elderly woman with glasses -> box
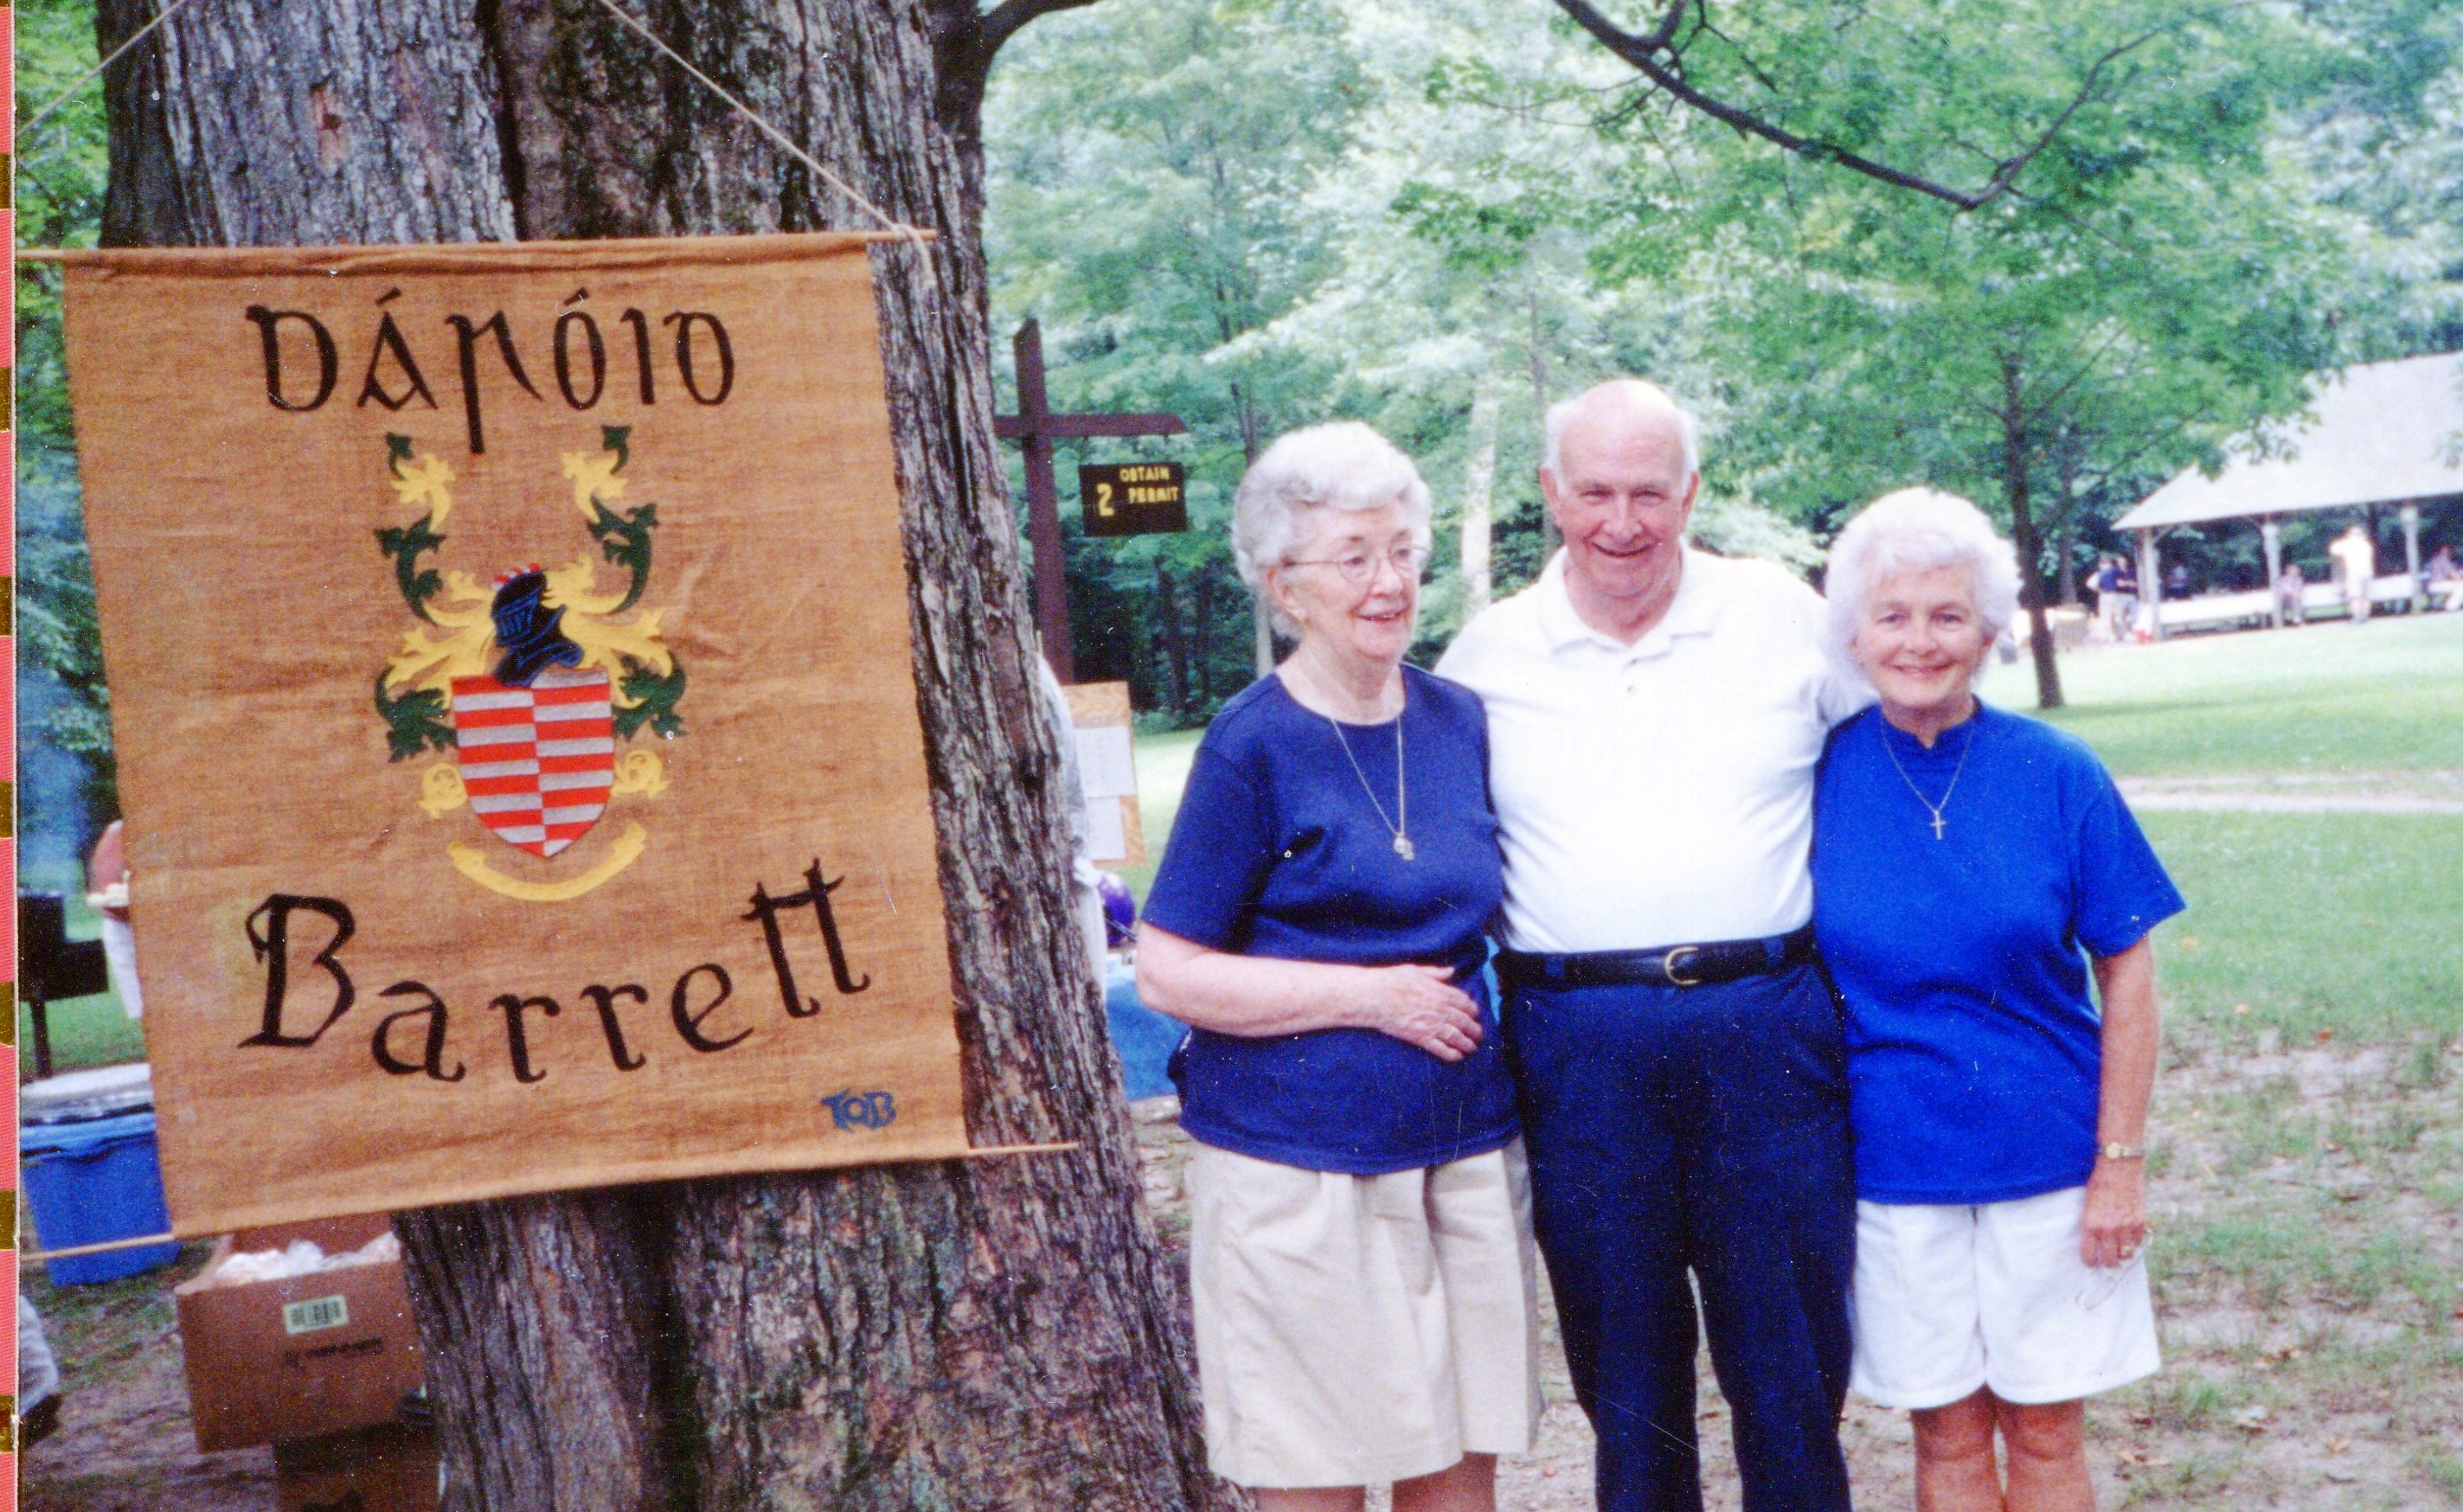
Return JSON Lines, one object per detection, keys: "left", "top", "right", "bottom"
{"left": 1812, "top": 489, "right": 2184, "bottom": 1512}
{"left": 1137, "top": 421, "right": 1540, "bottom": 1512}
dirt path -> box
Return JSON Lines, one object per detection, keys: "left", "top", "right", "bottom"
{"left": 19, "top": 1245, "right": 277, "bottom": 1512}
{"left": 2119, "top": 775, "right": 2463, "bottom": 814}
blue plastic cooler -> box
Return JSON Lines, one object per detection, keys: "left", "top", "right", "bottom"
{"left": 22, "top": 1110, "right": 183, "bottom": 1285}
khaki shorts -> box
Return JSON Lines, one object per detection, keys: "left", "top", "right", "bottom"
{"left": 1188, "top": 1139, "right": 1543, "bottom": 1489}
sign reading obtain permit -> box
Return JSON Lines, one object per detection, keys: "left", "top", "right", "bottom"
{"left": 63, "top": 234, "right": 970, "bottom": 1233}
{"left": 1079, "top": 461, "right": 1188, "bottom": 537}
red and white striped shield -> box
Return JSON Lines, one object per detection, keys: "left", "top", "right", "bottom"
{"left": 449, "top": 666, "right": 617, "bottom": 857}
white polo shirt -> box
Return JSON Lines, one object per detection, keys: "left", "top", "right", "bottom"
{"left": 1436, "top": 547, "right": 1865, "bottom": 953}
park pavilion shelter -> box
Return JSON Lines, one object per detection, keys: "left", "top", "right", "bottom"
{"left": 2114, "top": 350, "right": 2463, "bottom": 635}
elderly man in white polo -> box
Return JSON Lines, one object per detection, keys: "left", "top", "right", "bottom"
{"left": 1438, "top": 379, "right": 1863, "bottom": 1512}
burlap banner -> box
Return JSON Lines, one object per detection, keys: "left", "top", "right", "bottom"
{"left": 64, "top": 234, "right": 970, "bottom": 1233}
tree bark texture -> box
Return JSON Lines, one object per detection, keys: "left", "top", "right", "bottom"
{"left": 1998, "top": 361, "right": 2066, "bottom": 711}
{"left": 97, "top": 3, "right": 1228, "bottom": 1509}
{"left": 1458, "top": 368, "right": 1499, "bottom": 615}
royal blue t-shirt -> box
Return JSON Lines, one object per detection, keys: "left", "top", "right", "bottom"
{"left": 1142, "top": 666, "right": 1519, "bottom": 1175}
{"left": 1812, "top": 702, "right": 2185, "bottom": 1205}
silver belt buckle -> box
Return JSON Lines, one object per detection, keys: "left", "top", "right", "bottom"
{"left": 1661, "top": 945, "right": 1703, "bottom": 988}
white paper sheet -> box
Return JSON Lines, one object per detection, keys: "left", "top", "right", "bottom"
{"left": 1075, "top": 725, "right": 1138, "bottom": 799}
{"left": 1083, "top": 798, "right": 1129, "bottom": 862}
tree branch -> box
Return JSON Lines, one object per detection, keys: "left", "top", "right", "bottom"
{"left": 978, "top": 0, "right": 1104, "bottom": 68}
{"left": 1549, "top": 0, "right": 2164, "bottom": 211}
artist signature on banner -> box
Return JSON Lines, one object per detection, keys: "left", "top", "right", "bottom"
{"left": 819, "top": 1089, "right": 899, "bottom": 1132}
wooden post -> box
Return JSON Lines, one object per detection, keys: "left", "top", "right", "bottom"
{"left": 2261, "top": 516, "right": 2284, "bottom": 629}
{"left": 2136, "top": 528, "right": 2164, "bottom": 642}
{"left": 995, "top": 321, "right": 1189, "bottom": 686}
{"left": 2402, "top": 501, "right": 2425, "bottom": 612}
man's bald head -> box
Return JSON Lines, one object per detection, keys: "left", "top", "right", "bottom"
{"left": 1542, "top": 379, "right": 1700, "bottom": 481}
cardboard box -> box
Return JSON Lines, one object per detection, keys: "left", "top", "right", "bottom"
{"left": 175, "top": 1213, "right": 426, "bottom": 1452}
{"left": 274, "top": 1421, "right": 441, "bottom": 1512}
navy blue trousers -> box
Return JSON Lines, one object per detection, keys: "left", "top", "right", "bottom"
{"left": 1504, "top": 963, "right": 1855, "bottom": 1512}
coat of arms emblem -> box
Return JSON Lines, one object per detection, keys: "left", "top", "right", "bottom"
{"left": 371, "top": 427, "right": 685, "bottom": 899}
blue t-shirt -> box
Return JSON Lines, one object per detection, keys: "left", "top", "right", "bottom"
{"left": 1142, "top": 666, "right": 1519, "bottom": 1175}
{"left": 1812, "top": 702, "right": 2185, "bottom": 1205}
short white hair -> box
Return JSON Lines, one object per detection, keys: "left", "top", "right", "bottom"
{"left": 1234, "top": 422, "right": 1433, "bottom": 631}
{"left": 1825, "top": 489, "right": 2024, "bottom": 678}
{"left": 1542, "top": 379, "right": 1701, "bottom": 479}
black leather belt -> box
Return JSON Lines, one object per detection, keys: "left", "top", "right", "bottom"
{"left": 1494, "top": 926, "right": 1815, "bottom": 991}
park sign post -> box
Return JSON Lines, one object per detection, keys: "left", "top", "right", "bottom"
{"left": 994, "top": 319, "right": 1187, "bottom": 680}
{"left": 59, "top": 234, "right": 971, "bottom": 1234}
{"left": 1079, "top": 461, "right": 1190, "bottom": 538}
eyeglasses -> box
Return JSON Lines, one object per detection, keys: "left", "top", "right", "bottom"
{"left": 1286, "top": 545, "right": 1430, "bottom": 583}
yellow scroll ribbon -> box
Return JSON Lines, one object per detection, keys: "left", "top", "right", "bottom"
{"left": 447, "top": 823, "right": 648, "bottom": 902}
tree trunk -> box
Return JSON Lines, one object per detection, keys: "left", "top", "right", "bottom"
{"left": 1527, "top": 285, "right": 1559, "bottom": 554}
{"left": 2053, "top": 432, "right": 2081, "bottom": 608}
{"left": 1459, "top": 367, "right": 1500, "bottom": 615}
{"left": 1156, "top": 558, "right": 1191, "bottom": 719}
{"left": 1190, "top": 570, "right": 1216, "bottom": 705}
{"left": 98, "top": 3, "right": 1228, "bottom": 1509}
{"left": 1999, "top": 361, "right": 2064, "bottom": 710}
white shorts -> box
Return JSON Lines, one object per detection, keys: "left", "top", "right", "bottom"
{"left": 1188, "top": 1140, "right": 1544, "bottom": 1489}
{"left": 1850, "top": 1186, "right": 2159, "bottom": 1409}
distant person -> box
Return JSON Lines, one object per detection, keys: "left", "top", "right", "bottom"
{"left": 1138, "top": 420, "right": 1538, "bottom": 1512}
{"left": 2092, "top": 557, "right": 2123, "bottom": 639}
{"left": 1815, "top": 490, "right": 2182, "bottom": 1512}
{"left": 2331, "top": 524, "right": 2376, "bottom": 625}
{"left": 2275, "top": 562, "right": 2308, "bottom": 626}
{"left": 2163, "top": 562, "right": 2190, "bottom": 599}
{"left": 2112, "top": 559, "right": 2141, "bottom": 642}
{"left": 87, "top": 819, "right": 143, "bottom": 1019}
{"left": 2427, "top": 545, "right": 2463, "bottom": 612}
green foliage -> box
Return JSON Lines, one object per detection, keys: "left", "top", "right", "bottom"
{"left": 375, "top": 672, "right": 457, "bottom": 762}
{"left": 988, "top": 0, "right": 1368, "bottom": 720}
{"left": 614, "top": 658, "right": 688, "bottom": 740}
{"left": 17, "top": 0, "right": 116, "bottom": 838}
{"left": 587, "top": 500, "right": 659, "bottom": 614}
{"left": 374, "top": 513, "right": 450, "bottom": 621}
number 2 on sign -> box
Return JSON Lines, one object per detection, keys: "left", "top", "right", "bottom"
{"left": 1094, "top": 481, "right": 1116, "bottom": 517}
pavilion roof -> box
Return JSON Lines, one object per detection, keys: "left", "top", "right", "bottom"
{"left": 2114, "top": 351, "right": 2463, "bottom": 531}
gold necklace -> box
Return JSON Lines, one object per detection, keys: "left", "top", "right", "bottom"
{"left": 1880, "top": 714, "right": 1977, "bottom": 840}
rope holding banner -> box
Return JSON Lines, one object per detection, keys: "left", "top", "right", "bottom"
{"left": 22, "top": 0, "right": 937, "bottom": 262}
{"left": 584, "top": 0, "right": 938, "bottom": 257}
{"left": 19, "top": 0, "right": 216, "bottom": 139}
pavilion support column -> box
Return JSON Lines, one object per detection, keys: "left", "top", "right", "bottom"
{"left": 2136, "top": 529, "right": 2164, "bottom": 642}
{"left": 2402, "top": 502, "right": 2425, "bottom": 612}
{"left": 2261, "top": 517, "right": 2284, "bottom": 629}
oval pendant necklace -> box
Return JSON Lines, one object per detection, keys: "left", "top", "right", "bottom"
{"left": 1286, "top": 658, "right": 1414, "bottom": 860}
{"left": 1325, "top": 713, "right": 1413, "bottom": 860}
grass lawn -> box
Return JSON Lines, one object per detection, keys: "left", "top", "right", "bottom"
{"left": 2146, "top": 810, "right": 2463, "bottom": 1048}
{"left": 2036, "top": 612, "right": 2463, "bottom": 778}
{"left": 1123, "top": 726, "right": 1202, "bottom": 902}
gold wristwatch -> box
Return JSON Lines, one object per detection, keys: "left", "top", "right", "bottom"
{"left": 2100, "top": 1141, "right": 2146, "bottom": 1161}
